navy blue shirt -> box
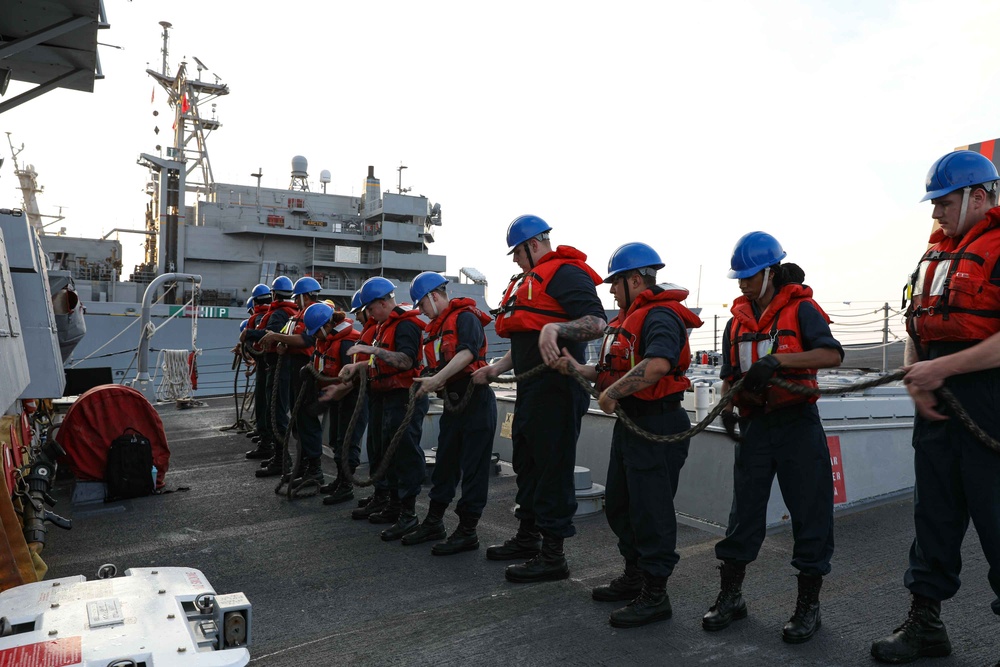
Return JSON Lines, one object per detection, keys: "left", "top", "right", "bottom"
{"left": 454, "top": 311, "right": 485, "bottom": 358}
{"left": 510, "top": 264, "right": 605, "bottom": 373}
{"left": 640, "top": 307, "right": 685, "bottom": 367}
{"left": 392, "top": 318, "right": 423, "bottom": 368}
{"left": 720, "top": 300, "right": 844, "bottom": 379}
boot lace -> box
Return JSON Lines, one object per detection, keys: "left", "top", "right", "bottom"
{"left": 894, "top": 601, "right": 930, "bottom": 635}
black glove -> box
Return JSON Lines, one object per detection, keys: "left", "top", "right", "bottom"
{"left": 743, "top": 354, "right": 781, "bottom": 393}
{"left": 721, "top": 411, "right": 741, "bottom": 442}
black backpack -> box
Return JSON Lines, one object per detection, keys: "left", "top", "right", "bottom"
{"left": 105, "top": 427, "right": 155, "bottom": 501}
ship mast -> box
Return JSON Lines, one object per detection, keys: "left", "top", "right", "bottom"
{"left": 138, "top": 21, "right": 228, "bottom": 288}
{"left": 5, "top": 133, "right": 64, "bottom": 235}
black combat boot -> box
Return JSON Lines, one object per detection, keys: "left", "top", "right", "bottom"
{"left": 293, "top": 457, "right": 324, "bottom": 487}
{"left": 702, "top": 561, "right": 748, "bottom": 631}
{"left": 368, "top": 492, "right": 402, "bottom": 524}
{"left": 432, "top": 512, "right": 480, "bottom": 556}
{"left": 322, "top": 476, "right": 356, "bottom": 505}
{"left": 608, "top": 571, "right": 672, "bottom": 628}
{"left": 783, "top": 573, "right": 823, "bottom": 644}
{"left": 870, "top": 594, "right": 952, "bottom": 663}
{"left": 381, "top": 497, "right": 420, "bottom": 541}
{"left": 486, "top": 518, "right": 542, "bottom": 561}
{"left": 401, "top": 501, "right": 448, "bottom": 546}
{"left": 505, "top": 535, "right": 570, "bottom": 583}
{"left": 351, "top": 489, "right": 389, "bottom": 520}
{"left": 245, "top": 430, "right": 258, "bottom": 439}
{"left": 592, "top": 560, "right": 644, "bottom": 602}
{"left": 319, "top": 476, "right": 339, "bottom": 495}
{"left": 245, "top": 440, "right": 273, "bottom": 460}
{"left": 255, "top": 450, "right": 291, "bottom": 478}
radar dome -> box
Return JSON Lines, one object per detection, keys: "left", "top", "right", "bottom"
{"left": 320, "top": 170, "right": 331, "bottom": 184}
{"left": 291, "top": 156, "right": 308, "bottom": 178}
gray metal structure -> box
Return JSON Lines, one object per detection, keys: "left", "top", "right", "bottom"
{"left": 0, "top": 0, "right": 108, "bottom": 114}
{"left": 0, "top": 209, "right": 64, "bottom": 400}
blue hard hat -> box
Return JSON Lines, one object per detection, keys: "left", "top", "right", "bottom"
{"left": 409, "top": 272, "right": 449, "bottom": 304}
{"left": 239, "top": 319, "right": 249, "bottom": 332}
{"left": 272, "top": 275, "right": 294, "bottom": 293}
{"left": 604, "top": 242, "right": 665, "bottom": 283}
{"left": 506, "top": 214, "right": 552, "bottom": 255}
{"left": 727, "top": 232, "right": 787, "bottom": 279}
{"left": 350, "top": 289, "right": 364, "bottom": 313}
{"left": 303, "top": 302, "right": 334, "bottom": 336}
{"left": 245, "top": 297, "right": 254, "bottom": 313}
{"left": 293, "top": 276, "right": 322, "bottom": 296}
{"left": 359, "top": 277, "right": 395, "bottom": 307}
{"left": 921, "top": 150, "right": 1000, "bottom": 202}
{"left": 251, "top": 283, "right": 271, "bottom": 299}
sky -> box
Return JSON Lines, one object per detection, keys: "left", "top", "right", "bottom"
{"left": 4, "top": 0, "right": 1000, "bottom": 350}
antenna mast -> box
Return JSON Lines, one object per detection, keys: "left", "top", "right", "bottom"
{"left": 397, "top": 164, "right": 411, "bottom": 194}
{"left": 159, "top": 21, "right": 171, "bottom": 76}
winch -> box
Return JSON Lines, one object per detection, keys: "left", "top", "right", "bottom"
{"left": 0, "top": 566, "right": 251, "bottom": 666}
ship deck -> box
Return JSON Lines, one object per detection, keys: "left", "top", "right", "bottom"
{"left": 44, "top": 397, "right": 997, "bottom": 666}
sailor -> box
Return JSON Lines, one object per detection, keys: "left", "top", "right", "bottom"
{"left": 339, "top": 277, "right": 429, "bottom": 541}
{"left": 343, "top": 291, "right": 386, "bottom": 516}
{"left": 555, "top": 242, "right": 702, "bottom": 627}
{"left": 247, "top": 276, "right": 298, "bottom": 478}
{"left": 705, "top": 232, "right": 843, "bottom": 644}
{"left": 305, "top": 298, "right": 369, "bottom": 507}
{"left": 259, "top": 276, "right": 325, "bottom": 488}
{"left": 471, "top": 214, "right": 606, "bottom": 583}
{"left": 241, "top": 283, "right": 274, "bottom": 460}
{"left": 401, "top": 272, "right": 498, "bottom": 555}
{"left": 871, "top": 150, "right": 1000, "bottom": 664}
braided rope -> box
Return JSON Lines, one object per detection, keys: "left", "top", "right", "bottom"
{"left": 488, "top": 364, "right": 1000, "bottom": 453}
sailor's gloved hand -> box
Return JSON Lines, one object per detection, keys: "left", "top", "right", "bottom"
{"left": 721, "top": 411, "right": 741, "bottom": 442}
{"left": 743, "top": 355, "right": 781, "bottom": 393}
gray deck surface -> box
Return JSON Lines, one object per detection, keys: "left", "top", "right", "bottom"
{"left": 44, "top": 397, "right": 998, "bottom": 666}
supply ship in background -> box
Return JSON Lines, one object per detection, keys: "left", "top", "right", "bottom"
{"left": 0, "top": 3, "right": 998, "bottom": 666}
{"left": 12, "top": 20, "right": 489, "bottom": 399}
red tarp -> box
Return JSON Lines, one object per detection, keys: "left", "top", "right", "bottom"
{"left": 57, "top": 385, "right": 169, "bottom": 489}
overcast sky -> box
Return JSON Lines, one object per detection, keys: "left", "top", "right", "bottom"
{"left": 3, "top": 0, "right": 1000, "bottom": 348}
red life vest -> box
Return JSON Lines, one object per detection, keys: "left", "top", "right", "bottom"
{"left": 727, "top": 284, "right": 830, "bottom": 414}
{"left": 369, "top": 306, "right": 425, "bottom": 392}
{"left": 353, "top": 318, "right": 377, "bottom": 363}
{"left": 423, "top": 298, "right": 490, "bottom": 383}
{"left": 493, "top": 246, "right": 603, "bottom": 337}
{"left": 281, "top": 306, "right": 315, "bottom": 357}
{"left": 247, "top": 304, "right": 271, "bottom": 351}
{"left": 257, "top": 301, "right": 298, "bottom": 351}
{"left": 313, "top": 318, "right": 361, "bottom": 380}
{"left": 595, "top": 285, "right": 703, "bottom": 401}
{"left": 906, "top": 208, "right": 1000, "bottom": 347}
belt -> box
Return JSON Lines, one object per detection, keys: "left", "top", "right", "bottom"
{"left": 618, "top": 397, "right": 682, "bottom": 418}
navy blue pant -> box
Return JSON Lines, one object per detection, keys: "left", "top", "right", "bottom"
{"left": 370, "top": 389, "right": 429, "bottom": 501}
{"left": 265, "top": 353, "right": 291, "bottom": 441}
{"left": 253, "top": 356, "right": 272, "bottom": 442}
{"left": 905, "top": 367, "right": 1000, "bottom": 614}
{"left": 605, "top": 403, "right": 690, "bottom": 578}
{"left": 287, "top": 356, "right": 323, "bottom": 460}
{"left": 715, "top": 402, "right": 835, "bottom": 576}
{"left": 328, "top": 387, "right": 367, "bottom": 473}
{"left": 429, "top": 384, "right": 497, "bottom": 518}
{"left": 512, "top": 372, "right": 590, "bottom": 539}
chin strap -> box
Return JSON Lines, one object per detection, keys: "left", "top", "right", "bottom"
{"left": 758, "top": 267, "right": 772, "bottom": 300}
{"left": 956, "top": 186, "right": 972, "bottom": 237}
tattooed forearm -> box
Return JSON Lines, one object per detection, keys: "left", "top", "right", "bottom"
{"left": 373, "top": 348, "right": 414, "bottom": 370}
{"left": 556, "top": 315, "right": 607, "bottom": 342}
{"left": 606, "top": 359, "right": 652, "bottom": 400}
